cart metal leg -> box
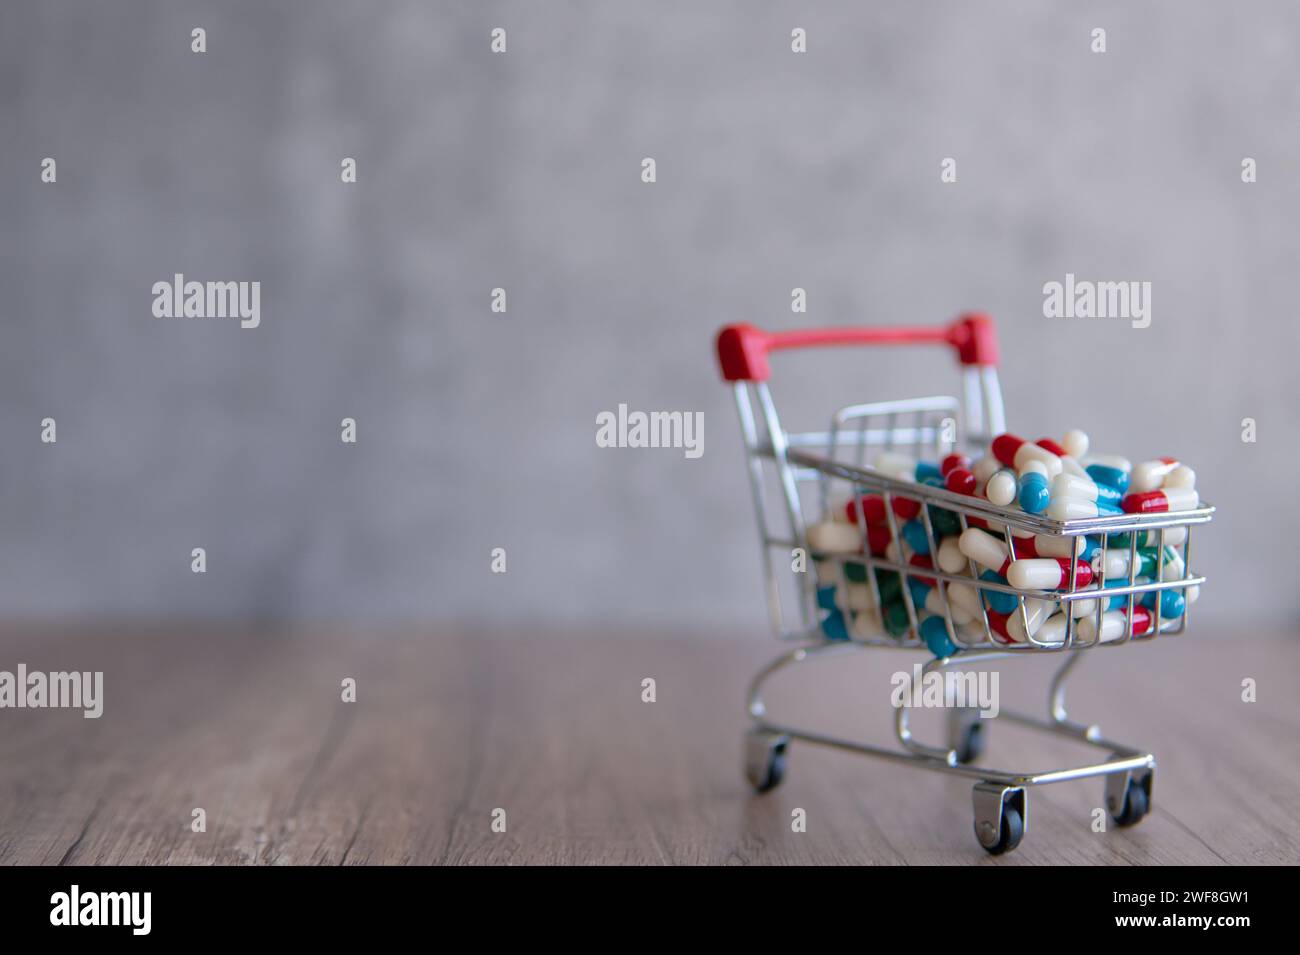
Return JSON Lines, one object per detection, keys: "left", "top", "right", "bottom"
{"left": 745, "top": 641, "right": 1156, "bottom": 854}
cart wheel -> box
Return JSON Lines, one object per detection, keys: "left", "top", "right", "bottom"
{"left": 744, "top": 730, "right": 789, "bottom": 794}
{"left": 954, "top": 720, "right": 985, "bottom": 765}
{"left": 973, "top": 783, "right": 1026, "bottom": 856}
{"left": 1109, "top": 778, "right": 1150, "bottom": 828}
{"left": 977, "top": 804, "right": 1023, "bottom": 856}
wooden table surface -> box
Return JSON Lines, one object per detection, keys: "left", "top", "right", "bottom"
{"left": 1, "top": 622, "right": 1297, "bottom": 865}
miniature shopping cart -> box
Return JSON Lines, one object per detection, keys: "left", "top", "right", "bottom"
{"left": 716, "top": 314, "right": 1214, "bottom": 855}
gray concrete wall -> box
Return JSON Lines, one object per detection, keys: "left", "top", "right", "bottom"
{"left": 2, "top": 1, "right": 1296, "bottom": 627}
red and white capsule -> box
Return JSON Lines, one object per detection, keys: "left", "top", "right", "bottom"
{"left": 991, "top": 433, "right": 1063, "bottom": 478}
{"left": 1006, "top": 557, "right": 1094, "bottom": 590}
{"left": 1121, "top": 487, "right": 1199, "bottom": 514}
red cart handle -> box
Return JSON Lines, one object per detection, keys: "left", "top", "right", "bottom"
{"left": 715, "top": 312, "right": 998, "bottom": 382}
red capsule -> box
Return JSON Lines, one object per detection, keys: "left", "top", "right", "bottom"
{"left": 985, "top": 610, "right": 1014, "bottom": 645}
{"left": 1128, "top": 605, "right": 1154, "bottom": 636}
{"left": 1036, "top": 437, "right": 1068, "bottom": 457}
{"left": 866, "top": 524, "right": 892, "bottom": 556}
{"left": 940, "top": 453, "right": 970, "bottom": 477}
{"left": 1009, "top": 536, "right": 1038, "bottom": 559}
{"left": 908, "top": 553, "right": 936, "bottom": 586}
{"left": 892, "top": 496, "right": 922, "bottom": 520}
{"left": 944, "top": 467, "right": 977, "bottom": 496}
{"left": 846, "top": 494, "right": 888, "bottom": 526}
{"left": 990, "top": 434, "right": 1024, "bottom": 468}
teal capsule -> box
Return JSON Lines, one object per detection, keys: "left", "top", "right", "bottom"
{"left": 1087, "top": 464, "right": 1128, "bottom": 492}
{"left": 821, "top": 608, "right": 850, "bottom": 641}
{"left": 816, "top": 584, "right": 838, "bottom": 612}
{"left": 901, "top": 520, "right": 931, "bottom": 555}
{"left": 979, "top": 570, "right": 1017, "bottom": 613}
{"left": 921, "top": 615, "right": 958, "bottom": 657}
{"left": 1140, "top": 588, "right": 1186, "bottom": 618}
{"left": 1018, "top": 470, "right": 1051, "bottom": 513}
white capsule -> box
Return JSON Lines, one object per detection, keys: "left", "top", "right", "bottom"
{"left": 1082, "top": 453, "right": 1132, "bottom": 473}
{"left": 937, "top": 536, "right": 969, "bottom": 575}
{"left": 1007, "top": 558, "right": 1071, "bottom": 590}
{"left": 958, "top": 527, "right": 1009, "bottom": 573}
{"left": 885, "top": 540, "right": 916, "bottom": 564}
{"left": 1130, "top": 459, "right": 1181, "bottom": 494}
{"left": 1052, "top": 472, "right": 1099, "bottom": 503}
{"left": 839, "top": 582, "right": 876, "bottom": 612}
{"left": 1047, "top": 497, "right": 1111, "bottom": 521}
{"left": 1011, "top": 443, "right": 1063, "bottom": 477}
{"left": 924, "top": 587, "right": 975, "bottom": 625}
{"left": 1005, "top": 598, "right": 1056, "bottom": 642}
{"left": 1018, "top": 458, "right": 1048, "bottom": 479}
{"left": 807, "top": 521, "right": 861, "bottom": 554}
{"left": 1060, "top": 455, "right": 1090, "bottom": 479}
{"left": 1062, "top": 429, "right": 1090, "bottom": 459}
{"left": 1032, "top": 534, "right": 1088, "bottom": 558}
{"left": 1034, "top": 612, "right": 1072, "bottom": 645}
{"left": 972, "top": 455, "right": 1000, "bottom": 484}
{"left": 985, "top": 468, "right": 1017, "bottom": 507}
{"left": 1137, "top": 526, "right": 1187, "bottom": 547}
{"left": 1067, "top": 595, "right": 1098, "bottom": 618}
{"left": 945, "top": 581, "right": 986, "bottom": 621}
{"left": 1077, "top": 610, "right": 1132, "bottom": 644}
{"left": 1091, "top": 550, "right": 1130, "bottom": 580}
{"left": 850, "top": 608, "right": 882, "bottom": 639}
{"left": 1158, "top": 548, "right": 1186, "bottom": 581}
{"left": 1163, "top": 465, "right": 1196, "bottom": 489}
{"left": 874, "top": 451, "right": 917, "bottom": 482}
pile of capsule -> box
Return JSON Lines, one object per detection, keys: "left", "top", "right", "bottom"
{"left": 806, "top": 429, "right": 1201, "bottom": 656}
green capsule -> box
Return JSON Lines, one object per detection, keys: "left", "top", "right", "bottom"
{"left": 929, "top": 506, "right": 962, "bottom": 538}
{"left": 875, "top": 570, "right": 903, "bottom": 604}
{"left": 882, "top": 600, "right": 911, "bottom": 638}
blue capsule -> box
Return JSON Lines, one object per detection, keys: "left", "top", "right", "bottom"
{"left": 1086, "top": 464, "right": 1128, "bottom": 493}
{"left": 916, "top": 461, "right": 943, "bottom": 482}
{"left": 908, "top": 578, "right": 932, "bottom": 610}
{"left": 1140, "top": 588, "right": 1186, "bottom": 619}
{"left": 821, "top": 608, "right": 850, "bottom": 641}
{"left": 1078, "top": 536, "right": 1103, "bottom": 562}
{"left": 979, "top": 570, "right": 1017, "bottom": 613}
{"left": 921, "top": 615, "right": 958, "bottom": 658}
{"left": 1018, "top": 470, "right": 1051, "bottom": 514}
{"left": 901, "top": 520, "right": 931, "bottom": 555}
{"left": 816, "top": 584, "right": 838, "bottom": 612}
{"left": 1093, "top": 482, "right": 1123, "bottom": 506}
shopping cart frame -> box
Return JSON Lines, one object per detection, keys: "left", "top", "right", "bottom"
{"left": 717, "top": 314, "right": 1214, "bottom": 855}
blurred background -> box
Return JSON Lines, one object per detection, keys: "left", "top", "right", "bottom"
{"left": 2, "top": 0, "right": 1297, "bottom": 631}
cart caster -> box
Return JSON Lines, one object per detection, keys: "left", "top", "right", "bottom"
{"left": 973, "top": 783, "right": 1026, "bottom": 856}
{"left": 1106, "top": 764, "right": 1153, "bottom": 828}
{"left": 744, "top": 730, "right": 789, "bottom": 794}
{"left": 948, "top": 708, "right": 986, "bottom": 765}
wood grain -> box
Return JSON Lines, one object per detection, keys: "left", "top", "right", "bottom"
{"left": 0, "top": 622, "right": 1296, "bottom": 865}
